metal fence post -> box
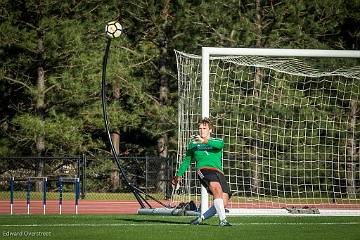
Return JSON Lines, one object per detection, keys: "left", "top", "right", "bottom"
{"left": 80, "top": 154, "right": 86, "bottom": 199}
{"left": 145, "top": 155, "right": 148, "bottom": 195}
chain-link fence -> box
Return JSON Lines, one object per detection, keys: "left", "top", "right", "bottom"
{"left": 0, "top": 155, "right": 176, "bottom": 201}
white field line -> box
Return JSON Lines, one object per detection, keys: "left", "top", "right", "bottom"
{"left": 1, "top": 222, "right": 360, "bottom": 227}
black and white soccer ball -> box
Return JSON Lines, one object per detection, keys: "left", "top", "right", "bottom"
{"left": 105, "top": 21, "right": 122, "bottom": 38}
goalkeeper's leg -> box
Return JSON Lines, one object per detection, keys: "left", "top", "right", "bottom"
{"left": 210, "top": 182, "right": 231, "bottom": 226}
{"left": 191, "top": 185, "right": 230, "bottom": 226}
{"left": 190, "top": 206, "right": 217, "bottom": 225}
{"left": 191, "top": 169, "right": 232, "bottom": 226}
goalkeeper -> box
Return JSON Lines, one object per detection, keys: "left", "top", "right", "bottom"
{"left": 172, "top": 117, "right": 231, "bottom": 227}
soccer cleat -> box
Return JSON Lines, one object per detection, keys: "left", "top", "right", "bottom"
{"left": 190, "top": 216, "right": 203, "bottom": 225}
{"left": 219, "top": 219, "right": 232, "bottom": 227}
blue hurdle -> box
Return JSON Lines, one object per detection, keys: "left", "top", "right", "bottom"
{"left": 9, "top": 176, "right": 79, "bottom": 215}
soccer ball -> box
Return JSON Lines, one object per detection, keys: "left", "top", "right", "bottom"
{"left": 105, "top": 21, "right": 122, "bottom": 38}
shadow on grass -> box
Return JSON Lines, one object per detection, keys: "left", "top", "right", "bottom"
{"left": 115, "top": 217, "right": 211, "bottom": 226}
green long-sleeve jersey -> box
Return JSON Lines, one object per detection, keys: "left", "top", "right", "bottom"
{"left": 176, "top": 137, "right": 224, "bottom": 176}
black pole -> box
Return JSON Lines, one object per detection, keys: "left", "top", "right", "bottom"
{"left": 101, "top": 38, "right": 146, "bottom": 208}
{"left": 101, "top": 37, "right": 170, "bottom": 209}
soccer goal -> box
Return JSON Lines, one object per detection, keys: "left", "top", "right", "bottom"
{"left": 174, "top": 47, "right": 360, "bottom": 216}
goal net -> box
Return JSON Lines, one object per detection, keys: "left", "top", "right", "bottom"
{"left": 174, "top": 47, "right": 360, "bottom": 215}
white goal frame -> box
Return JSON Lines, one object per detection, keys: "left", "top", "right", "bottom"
{"left": 200, "top": 47, "right": 360, "bottom": 215}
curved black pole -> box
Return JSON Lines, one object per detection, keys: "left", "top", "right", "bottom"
{"left": 101, "top": 38, "right": 169, "bottom": 209}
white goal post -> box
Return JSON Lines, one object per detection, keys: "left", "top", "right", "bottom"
{"left": 175, "top": 47, "right": 360, "bottom": 215}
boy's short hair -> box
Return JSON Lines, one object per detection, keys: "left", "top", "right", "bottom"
{"left": 198, "top": 117, "right": 213, "bottom": 130}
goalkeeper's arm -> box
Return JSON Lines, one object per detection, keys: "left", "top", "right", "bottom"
{"left": 172, "top": 153, "right": 192, "bottom": 187}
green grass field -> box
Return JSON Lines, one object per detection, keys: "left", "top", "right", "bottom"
{"left": 1, "top": 214, "right": 359, "bottom": 240}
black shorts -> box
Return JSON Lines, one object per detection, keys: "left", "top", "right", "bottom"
{"left": 197, "top": 169, "right": 232, "bottom": 198}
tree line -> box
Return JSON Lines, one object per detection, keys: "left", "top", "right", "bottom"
{"left": 0, "top": 0, "right": 359, "bottom": 191}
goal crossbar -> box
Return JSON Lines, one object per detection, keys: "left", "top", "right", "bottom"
{"left": 202, "top": 47, "right": 360, "bottom": 58}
